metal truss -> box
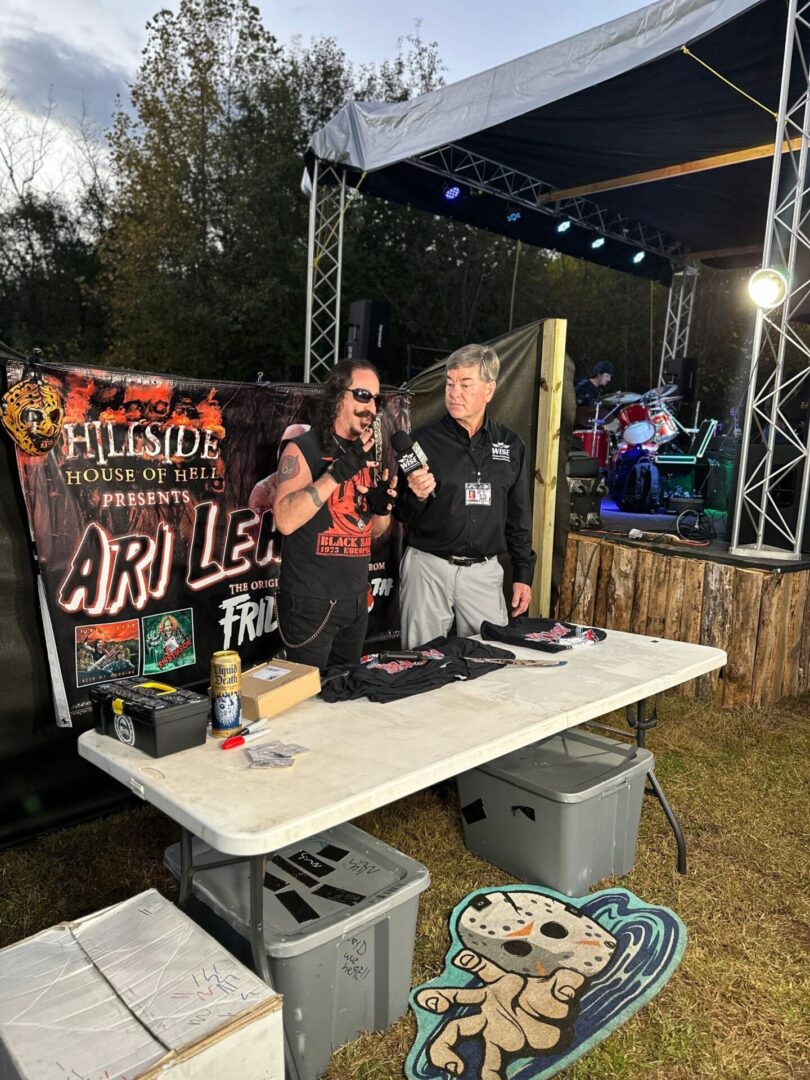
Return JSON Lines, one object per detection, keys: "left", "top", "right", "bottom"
{"left": 409, "top": 144, "right": 689, "bottom": 261}
{"left": 658, "top": 263, "right": 700, "bottom": 387}
{"left": 304, "top": 161, "right": 347, "bottom": 383}
{"left": 731, "top": 0, "right": 810, "bottom": 560}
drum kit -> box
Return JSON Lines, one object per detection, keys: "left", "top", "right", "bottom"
{"left": 573, "top": 384, "right": 683, "bottom": 475}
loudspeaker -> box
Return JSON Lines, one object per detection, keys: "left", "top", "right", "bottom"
{"left": 732, "top": 443, "right": 810, "bottom": 552}
{"left": 662, "top": 355, "right": 698, "bottom": 403}
{"left": 346, "top": 299, "right": 391, "bottom": 363}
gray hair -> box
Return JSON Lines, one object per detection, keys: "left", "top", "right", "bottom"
{"left": 446, "top": 343, "right": 500, "bottom": 384}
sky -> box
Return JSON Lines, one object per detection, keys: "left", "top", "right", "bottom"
{"left": 0, "top": 0, "right": 651, "bottom": 131}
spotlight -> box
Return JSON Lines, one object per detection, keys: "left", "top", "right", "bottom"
{"left": 556, "top": 219, "right": 571, "bottom": 233}
{"left": 748, "top": 267, "right": 788, "bottom": 309}
{"left": 506, "top": 207, "right": 522, "bottom": 223}
{"left": 632, "top": 251, "right": 646, "bottom": 264}
{"left": 442, "top": 182, "right": 463, "bottom": 202}
{"left": 591, "top": 237, "right": 605, "bottom": 249}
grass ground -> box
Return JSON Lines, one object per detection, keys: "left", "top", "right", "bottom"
{"left": 1, "top": 692, "right": 808, "bottom": 1079}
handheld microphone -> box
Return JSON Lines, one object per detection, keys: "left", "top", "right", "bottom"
{"left": 390, "top": 430, "right": 429, "bottom": 476}
{"left": 390, "top": 430, "right": 436, "bottom": 501}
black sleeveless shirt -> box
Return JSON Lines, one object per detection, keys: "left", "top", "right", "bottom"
{"left": 278, "top": 428, "right": 374, "bottom": 599}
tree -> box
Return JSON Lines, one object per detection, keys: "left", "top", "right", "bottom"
{"left": 100, "top": 0, "right": 283, "bottom": 377}
{"left": 0, "top": 91, "right": 105, "bottom": 359}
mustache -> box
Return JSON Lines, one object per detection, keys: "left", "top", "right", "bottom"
{"left": 356, "top": 410, "right": 375, "bottom": 420}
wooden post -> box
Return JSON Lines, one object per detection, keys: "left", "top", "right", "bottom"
{"left": 530, "top": 318, "right": 567, "bottom": 617}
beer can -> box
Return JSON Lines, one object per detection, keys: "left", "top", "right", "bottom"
{"left": 210, "top": 650, "right": 242, "bottom": 737}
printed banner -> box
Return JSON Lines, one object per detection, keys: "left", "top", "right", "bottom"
{"left": 5, "top": 362, "right": 407, "bottom": 725}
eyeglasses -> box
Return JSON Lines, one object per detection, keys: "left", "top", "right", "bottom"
{"left": 348, "top": 387, "right": 385, "bottom": 410}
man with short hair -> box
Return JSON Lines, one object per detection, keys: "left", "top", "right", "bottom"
{"left": 574, "top": 361, "right": 613, "bottom": 409}
{"left": 273, "top": 360, "right": 396, "bottom": 669}
{"left": 396, "top": 343, "right": 536, "bottom": 649}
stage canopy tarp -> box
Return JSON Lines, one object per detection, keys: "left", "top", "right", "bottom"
{"left": 306, "top": 0, "right": 802, "bottom": 284}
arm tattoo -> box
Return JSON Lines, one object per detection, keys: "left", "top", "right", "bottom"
{"left": 282, "top": 485, "right": 324, "bottom": 511}
{"left": 278, "top": 453, "right": 300, "bottom": 480}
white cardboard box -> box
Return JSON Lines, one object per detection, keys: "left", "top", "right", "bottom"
{"left": 0, "top": 889, "right": 283, "bottom": 1080}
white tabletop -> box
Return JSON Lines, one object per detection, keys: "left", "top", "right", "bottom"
{"left": 78, "top": 631, "right": 725, "bottom": 856}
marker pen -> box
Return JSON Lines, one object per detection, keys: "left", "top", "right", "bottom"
{"left": 220, "top": 728, "right": 273, "bottom": 751}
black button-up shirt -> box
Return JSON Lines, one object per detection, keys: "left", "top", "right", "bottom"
{"left": 396, "top": 413, "right": 536, "bottom": 585}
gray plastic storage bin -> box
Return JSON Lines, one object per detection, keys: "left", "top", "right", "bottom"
{"left": 164, "top": 822, "right": 429, "bottom": 1080}
{"left": 457, "top": 727, "right": 653, "bottom": 896}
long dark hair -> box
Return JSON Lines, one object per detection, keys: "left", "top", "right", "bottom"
{"left": 317, "top": 358, "right": 379, "bottom": 445}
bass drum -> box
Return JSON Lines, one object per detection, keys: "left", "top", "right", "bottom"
{"left": 618, "top": 403, "right": 655, "bottom": 445}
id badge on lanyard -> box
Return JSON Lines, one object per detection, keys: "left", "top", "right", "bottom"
{"left": 465, "top": 482, "right": 492, "bottom": 506}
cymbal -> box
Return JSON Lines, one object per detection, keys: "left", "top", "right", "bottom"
{"left": 657, "top": 383, "right": 680, "bottom": 398}
{"left": 602, "top": 391, "right": 641, "bottom": 405}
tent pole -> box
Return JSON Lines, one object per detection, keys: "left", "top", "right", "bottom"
{"left": 657, "top": 263, "right": 699, "bottom": 389}
{"left": 731, "top": 0, "right": 810, "bottom": 560}
{"left": 303, "top": 164, "right": 347, "bottom": 384}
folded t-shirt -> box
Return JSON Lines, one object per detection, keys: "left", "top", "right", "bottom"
{"left": 320, "top": 635, "right": 515, "bottom": 703}
{"left": 481, "top": 617, "right": 606, "bottom": 654}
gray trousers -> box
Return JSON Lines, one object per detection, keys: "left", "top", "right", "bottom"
{"left": 399, "top": 546, "right": 509, "bottom": 648}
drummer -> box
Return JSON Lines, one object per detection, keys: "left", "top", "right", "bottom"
{"left": 575, "top": 361, "right": 613, "bottom": 409}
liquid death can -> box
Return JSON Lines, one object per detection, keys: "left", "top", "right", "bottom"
{"left": 210, "top": 650, "right": 242, "bottom": 737}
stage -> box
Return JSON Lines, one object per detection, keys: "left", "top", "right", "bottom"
{"left": 557, "top": 528, "right": 810, "bottom": 708}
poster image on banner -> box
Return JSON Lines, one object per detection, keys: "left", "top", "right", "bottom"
{"left": 5, "top": 360, "right": 409, "bottom": 726}
{"left": 143, "top": 608, "right": 196, "bottom": 675}
{"left": 75, "top": 619, "right": 140, "bottom": 688}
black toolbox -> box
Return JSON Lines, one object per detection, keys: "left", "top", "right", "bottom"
{"left": 89, "top": 678, "right": 210, "bottom": 758}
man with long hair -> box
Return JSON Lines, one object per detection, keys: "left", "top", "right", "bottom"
{"left": 273, "top": 360, "right": 396, "bottom": 669}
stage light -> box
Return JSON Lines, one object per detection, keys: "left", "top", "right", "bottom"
{"left": 442, "top": 182, "right": 463, "bottom": 202}
{"left": 556, "top": 219, "right": 571, "bottom": 233}
{"left": 632, "top": 251, "right": 646, "bottom": 264}
{"left": 591, "top": 237, "right": 606, "bottom": 249}
{"left": 748, "top": 267, "right": 788, "bottom": 309}
{"left": 506, "top": 208, "right": 522, "bottom": 223}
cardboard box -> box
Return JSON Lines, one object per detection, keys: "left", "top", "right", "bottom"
{"left": 240, "top": 659, "right": 320, "bottom": 723}
{"left": 0, "top": 890, "right": 284, "bottom": 1080}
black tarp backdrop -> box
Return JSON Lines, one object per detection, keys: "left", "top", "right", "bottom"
{"left": 406, "top": 321, "right": 574, "bottom": 606}
{"left": 0, "top": 363, "right": 408, "bottom": 847}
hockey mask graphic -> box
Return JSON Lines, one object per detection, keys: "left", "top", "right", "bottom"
{"left": 1, "top": 374, "right": 64, "bottom": 456}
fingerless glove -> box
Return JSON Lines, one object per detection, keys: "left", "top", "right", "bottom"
{"left": 328, "top": 439, "right": 369, "bottom": 483}
{"left": 365, "top": 482, "right": 396, "bottom": 516}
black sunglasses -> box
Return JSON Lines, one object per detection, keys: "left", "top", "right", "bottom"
{"left": 348, "top": 387, "right": 385, "bottom": 410}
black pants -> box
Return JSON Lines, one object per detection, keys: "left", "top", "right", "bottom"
{"left": 276, "top": 590, "right": 368, "bottom": 671}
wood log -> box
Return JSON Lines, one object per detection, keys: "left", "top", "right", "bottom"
{"left": 630, "top": 550, "right": 655, "bottom": 635}
{"left": 677, "top": 558, "right": 706, "bottom": 697}
{"left": 606, "top": 544, "right": 637, "bottom": 632}
{"left": 557, "top": 536, "right": 578, "bottom": 620}
{"left": 593, "top": 542, "right": 614, "bottom": 628}
{"left": 781, "top": 571, "right": 808, "bottom": 699}
{"left": 752, "top": 573, "right": 788, "bottom": 706}
{"left": 572, "top": 537, "right": 599, "bottom": 624}
{"left": 722, "top": 568, "right": 764, "bottom": 709}
{"left": 663, "top": 558, "right": 687, "bottom": 643}
{"left": 799, "top": 571, "right": 810, "bottom": 693}
{"left": 699, "top": 561, "right": 735, "bottom": 700}
{"left": 646, "top": 554, "right": 671, "bottom": 638}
